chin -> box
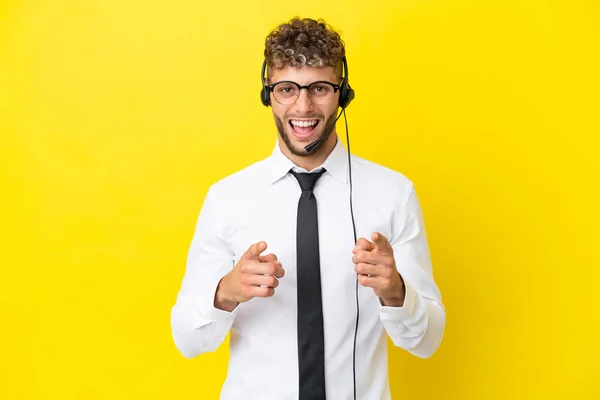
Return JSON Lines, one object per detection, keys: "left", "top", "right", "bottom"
{"left": 284, "top": 130, "right": 329, "bottom": 157}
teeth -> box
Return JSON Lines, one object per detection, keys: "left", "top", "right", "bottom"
{"left": 291, "top": 120, "right": 318, "bottom": 128}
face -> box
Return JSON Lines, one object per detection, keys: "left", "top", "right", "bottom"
{"left": 269, "top": 66, "right": 340, "bottom": 157}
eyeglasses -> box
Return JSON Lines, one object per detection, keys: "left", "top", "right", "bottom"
{"left": 267, "top": 80, "right": 340, "bottom": 105}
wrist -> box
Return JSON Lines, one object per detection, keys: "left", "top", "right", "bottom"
{"left": 214, "top": 275, "right": 238, "bottom": 312}
{"left": 380, "top": 279, "right": 406, "bottom": 307}
{"left": 380, "top": 295, "right": 405, "bottom": 307}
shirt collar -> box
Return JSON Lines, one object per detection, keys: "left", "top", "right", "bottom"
{"left": 267, "top": 136, "right": 349, "bottom": 185}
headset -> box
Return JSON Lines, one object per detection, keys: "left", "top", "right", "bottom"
{"left": 260, "top": 55, "right": 360, "bottom": 400}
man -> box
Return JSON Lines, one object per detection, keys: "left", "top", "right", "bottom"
{"left": 171, "top": 17, "right": 445, "bottom": 400}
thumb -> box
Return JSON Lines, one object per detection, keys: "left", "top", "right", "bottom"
{"left": 241, "top": 241, "right": 267, "bottom": 261}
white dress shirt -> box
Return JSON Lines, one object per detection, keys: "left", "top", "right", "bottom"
{"left": 170, "top": 136, "right": 446, "bottom": 399}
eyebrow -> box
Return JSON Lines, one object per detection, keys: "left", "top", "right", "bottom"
{"left": 268, "top": 79, "right": 340, "bottom": 85}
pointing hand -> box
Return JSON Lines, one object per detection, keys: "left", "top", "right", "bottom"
{"left": 352, "top": 232, "right": 406, "bottom": 307}
{"left": 215, "top": 241, "right": 285, "bottom": 311}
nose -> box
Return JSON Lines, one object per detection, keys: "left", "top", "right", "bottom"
{"left": 293, "top": 88, "right": 313, "bottom": 114}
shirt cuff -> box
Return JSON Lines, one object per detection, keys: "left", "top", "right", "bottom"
{"left": 197, "top": 273, "right": 240, "bottom": 323}
{"left": 200, "top": 298, "right": 240, "bottom": 321}
{"left": 378, "top": 280, "right": 419, "bottom": 322}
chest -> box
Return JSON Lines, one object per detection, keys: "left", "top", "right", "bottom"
{"left": 226, "top": 179, "right": 391, "bottom": 275}
{"left": 222, "top": 176, "right": 393, "bottom": 305}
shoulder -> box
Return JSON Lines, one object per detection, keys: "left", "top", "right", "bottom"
{"left": 350, "top": 153, "right": 415, "bottom": 198}
{"left": 206, "top": 157, "right": 271, "bottom": 198}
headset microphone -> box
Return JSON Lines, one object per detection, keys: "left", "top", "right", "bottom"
{"left": 304, "top": 108, "right": 345, "bottom": 153}
{"left": 304, "top": 137, "right": 322, "bottom": 153}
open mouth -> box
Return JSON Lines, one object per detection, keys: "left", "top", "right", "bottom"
{"left": 289, "top": 119, "right": 320, "bottom": 139}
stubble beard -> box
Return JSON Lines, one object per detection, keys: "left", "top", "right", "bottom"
{"left": 274, "top": 109, "right": 338, "bottom": 157}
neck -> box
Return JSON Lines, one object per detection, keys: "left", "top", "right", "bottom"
{"left": 280, "top": 133, "right": 338, "bottom": 171}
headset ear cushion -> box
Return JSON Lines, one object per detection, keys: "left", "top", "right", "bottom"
{"left": 339, "top": 81, "right": 354, "bottom": 109}
{"left": 260, "top": 60, "right": 270, "bottom": 107}
{"left": 345, "top": 85, "right": 355, "bottom": 107}
{"left": 339, "top": 84, "right": 347, "bottom": 108}
{"left": 261, "top": 87, "right": 270, "bottom": 107}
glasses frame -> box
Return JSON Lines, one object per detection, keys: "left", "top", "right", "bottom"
{"left": 266, "top": 80, "right": 341, "bottom": 105}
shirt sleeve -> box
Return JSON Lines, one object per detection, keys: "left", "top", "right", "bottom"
{"left": 378, "top": 182, "right": 446, "bottom": 359}
{"left": 170, "top": 185, "right": 238, "bottom": 359}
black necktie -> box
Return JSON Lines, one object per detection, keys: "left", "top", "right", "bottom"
{"left": 290, "top": 168, "right": 327, "bottom": 400}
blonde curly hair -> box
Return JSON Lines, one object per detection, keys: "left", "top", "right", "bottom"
{"left": 264, "top": 17, "right": 345, "bottom": 79}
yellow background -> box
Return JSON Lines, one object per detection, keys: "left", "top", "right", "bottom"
{"left": 1, "top": 0, "right": 599, "bottom": 398}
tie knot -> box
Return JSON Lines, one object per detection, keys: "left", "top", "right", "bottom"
{"left": 290, "top": 169, "right": 326, "bottom": 192}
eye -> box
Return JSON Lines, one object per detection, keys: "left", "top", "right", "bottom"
{"left": 275, "top": 84, "right": 298, "bottom": 97}
{"left": 310, "top": 84, "right": 331, "bottom": 95}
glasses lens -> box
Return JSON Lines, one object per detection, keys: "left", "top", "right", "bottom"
{"left": 308, "top": 82, "right": 334, "bottom": 105}
{"left": 273, "top": 82, "right": 299, "bottom": 104}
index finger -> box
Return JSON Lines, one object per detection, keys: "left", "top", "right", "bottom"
{"left": 240, "top": 241, "right": 267, "bottom": 261}
{"left": 372, "top": 232, "right": 390, "bottom": 251}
